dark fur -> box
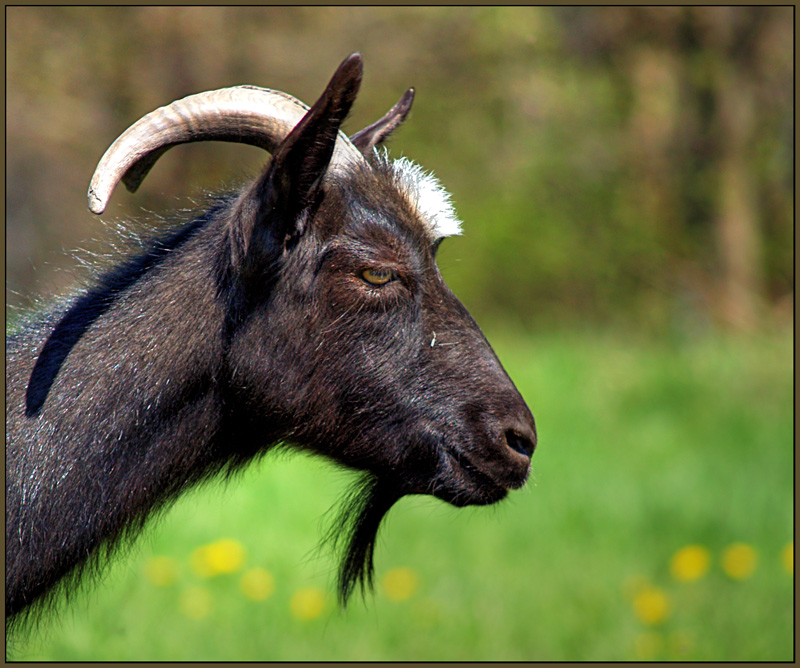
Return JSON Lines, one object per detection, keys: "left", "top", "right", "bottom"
{"left": 5, "top": 55, "right": 536, "bottom": 625}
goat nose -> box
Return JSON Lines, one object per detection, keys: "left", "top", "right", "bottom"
{"left": 503, "top": 424, "right": 537, "bottom": 458}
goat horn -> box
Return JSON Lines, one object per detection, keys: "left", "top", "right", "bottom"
{"left": 351, "top": 88, "right": 415, "bottom": 154}
{"left": 88, "top": 86, "right": 365, "bottom": 215}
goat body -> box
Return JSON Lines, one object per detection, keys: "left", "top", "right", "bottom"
{"left": 5, "top": 54, "right": 536, "bottom": 623}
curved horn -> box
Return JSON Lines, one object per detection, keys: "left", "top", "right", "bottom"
{"left": 88, "top": 85, "right": 365, "bottom": 215}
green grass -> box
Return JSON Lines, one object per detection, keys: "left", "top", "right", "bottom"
{"left": 9, "top": 327, "right": 794, "bottom": 661}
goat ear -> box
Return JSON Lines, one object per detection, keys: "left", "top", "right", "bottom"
{"left": 351, "top": 88, "right": 414, "bottom": 155}
{"left": 230, "top": 54, "right": 363, "bottom": 273}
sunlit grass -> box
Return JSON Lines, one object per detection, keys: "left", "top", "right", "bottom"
{"left": 7, "top": 328, "right": 793, "bottom": 661}
{"left": 620, "top": 538, "right": 794, "bottom": 660}
{"left": 178, "top": 586, "right": 213, "bottom": 621}
{"left": 143, "top": 556, "right": 179, "bottom": 587}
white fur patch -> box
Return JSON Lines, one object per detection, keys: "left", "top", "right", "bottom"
{"left": 390, "top": 156, "right": 462, "bottom": 240}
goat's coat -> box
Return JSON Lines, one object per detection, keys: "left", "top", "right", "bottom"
{"left": 6, "top": 54, "right": 536, "bottom": 625}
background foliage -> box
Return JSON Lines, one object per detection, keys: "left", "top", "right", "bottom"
{"left": 5, "top": 6, "right": 794, "bottom": 662}
{"left": 6, "top": 6, "right": 793, "bottom": 332}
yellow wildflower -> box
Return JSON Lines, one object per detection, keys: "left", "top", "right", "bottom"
{"left": 179, "top": 586, "right": 213, "bottom": 620}
{"left": 381, "top": 567, "right": 419, "bottom": 602}
{"left": 240, "top": 567, "right": 275, "bottom": 601}
{"left": 721, "top": 543, "right": 757, "bottom": 580}
{"left": 781, "top": 542, "right": 793, "bottom": 575}
{"left": 144, "top": 556, "right": 179, "bottom": 587}
{"left": 190, "top": 538, "right": 246, "bottom": 578}
{"left": 289, "top": 587, "right": 327, "bottom": 621}
{"left": 410, "top": 597, "right": 442, "bottom": 628}
{"left": 632, "top": 585, "right": 670, "bottom": 626}
{"left": 669, "top": 545, "right": 711, "bottom": 582}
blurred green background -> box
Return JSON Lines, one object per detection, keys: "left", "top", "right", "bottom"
{"left": 5, "top": 6, "right": 794, "bottom": 661}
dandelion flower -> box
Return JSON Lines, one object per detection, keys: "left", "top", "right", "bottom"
{"left": 144, "top": 556, "right": 179, "bottom": 587}
{"left": 721, "top": 543, "right": 757, "bottom": 580}
{"left": 670, "top": 545, "right": 711, "bottom": 582}
{"left": 381, "top": 567, "right": 419, "bottom": 602}
{"left": 632, "top": 585, "right": 670, "bottom": 626}
{"left": 781, "top": 542, "right": 793, "bottom": 575}
{"left": 240, "top": 568, "right": 275, "bottom": 601}
{"left": 289, "top": 587, "right": 327, "bottom": 621}
{"left": 190, "top": 539, "right": 246, "bottom": 578}
{"left": 179, "top": 586, "right": 213, "bottom": 620}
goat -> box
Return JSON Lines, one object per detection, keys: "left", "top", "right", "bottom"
{"left": 5, "top": 54, "right": 536, "bottom": 625}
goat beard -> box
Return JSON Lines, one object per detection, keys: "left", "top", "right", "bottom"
{"left": 324, "top": 473, "right": 403, "bottom": 607}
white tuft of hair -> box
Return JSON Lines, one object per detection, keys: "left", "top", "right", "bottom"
{"left": 390, "top": 155, "right": 463, "bottom": 240}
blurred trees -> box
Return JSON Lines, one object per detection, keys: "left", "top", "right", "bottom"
{"left": 553, "top": 6, "right": 793, "bottom": 330}
{"left": 6, "top": 7, "right": 792, "bottom": 334}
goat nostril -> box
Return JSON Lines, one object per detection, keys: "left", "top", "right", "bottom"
{"left": 504, "top": 429, "right": 535, "bottom": 458}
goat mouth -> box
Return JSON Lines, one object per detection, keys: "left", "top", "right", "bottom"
{"left": 434, "top": 447, "right": 519, "bottom": 506}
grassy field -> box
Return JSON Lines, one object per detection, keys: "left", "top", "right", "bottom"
{"left": 8, "top": 326, "right": 794, "bottom": 661}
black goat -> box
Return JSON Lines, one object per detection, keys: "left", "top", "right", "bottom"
{"left": 5, "top": 54, "right": 536, "bottom": 624}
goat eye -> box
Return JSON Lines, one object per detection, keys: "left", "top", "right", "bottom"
{"left": 361, "top": 267, "right": 394, "bottom": 286}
